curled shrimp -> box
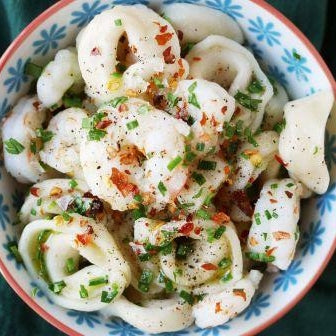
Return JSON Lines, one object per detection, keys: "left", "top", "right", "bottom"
{"left": 2, "top": 95, "right": 55, "bottom": 183}
{"left": 77, "top": 5, "right": 188, "bottom": 104}
{"left": 37, "top": 47, "right": 84, "bottom": 107}
{"left": 80, "top": 97, "right": 190, "bottom": 211}
{"left": 39, "top": 108, "right": 87, "bottom": 179}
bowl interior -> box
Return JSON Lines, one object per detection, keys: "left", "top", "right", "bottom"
{"left": 0, "top": 0, "right": 335, "bottom": 335}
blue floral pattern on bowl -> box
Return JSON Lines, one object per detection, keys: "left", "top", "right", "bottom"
{"left": 0, "top": 1, "right": 334, "bottom": 335}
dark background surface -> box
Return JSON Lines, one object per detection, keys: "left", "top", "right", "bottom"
{"left": 0, "top": 0, "right": 335, "bottom": 335}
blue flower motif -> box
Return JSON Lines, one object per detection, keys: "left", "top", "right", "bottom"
{"left": 243, "top": 292, "right": 270, "bottom": 320}
{"left": 281, "top": 48, "right": 311, "bottom": 82}
{"left": 12, "top": 189, "right": 24, "bottom": 212}
{"left": 300, "top": 220, "right": 325, "bottom": 256}
{"left": 205, "top": 0, "right": 243, "bottom": 19}
{"left": 33, "top": 24, "right": 67, "bottom": 56}
{"left": 316, "top": 183, "right": 336, "bottom": 215}
{"left": 159, "top": 330, "right": 189, "bottom": 336}
{"left": 267, "top": 65, "right": 288, "bottom": 86}
{"left": 71, "top": 1, "right": 109, "bottom": 28}
{"left": 273, "top": 260, "right": 303, "bottom": 292}
{"left": 106, "top": 318, "right": 144, "bottom": 335}
{"left": 0, "top": 98, "right": 11, "bottom": 118}
{"left": 2, "top": 235, "right": 23, "bottom": 270}
{"left": 248, "top": 17, "right": 281, "bottom": 46}
{"left": 67, "top": 310, "right": 101, "bottom": 328}
{"left": 30, "top": 281, "right": 54, "bottom": 304}
{"left": 112, "top": 0, "right": 149, "bottom": 4}
{"left": 4, "top": 59, "right": 28, "bottom": 94}
{"left": 195, "top": 324, "right": 230, "bottom": 336}
{"left": 248, "top": 42, "right": 263, "bottom": 60}
{"left": 325, "top": 131, "right": 336, "bottom": 169}
{"left": 0, "top": 194, "right": 10, "bottom": 230}
{"left": 163, "top": 0, "right": 199, "bottom": 4}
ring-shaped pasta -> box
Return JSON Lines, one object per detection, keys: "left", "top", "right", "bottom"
{"left": 186, "top": 35, "right": 273, "bottom": 132}
{"left": 18, "top": 214, "right": 131, "bottom": 311}
{"left": 80, "top": 98, "right": 190, "bottom": 211}
{"left": 77, "top": 5, "right": 187, "bottom": 104}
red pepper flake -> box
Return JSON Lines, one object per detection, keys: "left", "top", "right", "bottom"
{"left": 224, "top": 165, "right": 231, "bottom": 175}
{"left": 266, "top": 246, "right": 277, "bottom": 256}
{"left": 211, "top": 115, "right": 218, "bottom": 127}
{"left": 178, "top": 222, "right": 194, "bottom": 235}
{"left": 160, "top": 25, "right": 168, "bottom": 33}
{"left": 285, "top": 191, "right": 293, "bottom": 198}
{"left": 91, "top": 47, "right": 101, "bottom": 56}
{"left": 177, "top": 58, "right": 185, "bottom": 78}
{"left": 221, "top": 106, "right": 228, "bottom": 114}
{"left": 194, "top": 227, "right": 201, "bottom": 235}
{"left": 110, "top": 167, "right": 139, "bottom": 197}
{"left": 177, "top": 30, "right": 183, "bottom": 41}
{"left": 155, "top": 33, "right": 173, "bottom": 46}
{"left": 163, "top": 46, "right": 176, "bottom": 64}
{"left": 193, "top": 57, "right": 201, "bottom": 61}
{"left": 233, "top": 288, "right": 247, "bottom": 301}
{"left": 118, "top": 103, "right": 128, "bottom": 113}
{"left": 96, "top": 119, "right": 112, "bottom": 129}
{"left": 273, "top": 231, "right": 291, "bottom": 241}
{"left": 186, "top": 214, "right": 193, "bottom": 222}
{"left": 215, "top": 302, "right": 222, "bottom": 313}
{"left": 212, "top": 212, "right": 230, "bottom": 224}
{"left": 124, "top": 170, "right": 131, "bottom": 175}
{"left": 30, "top": 187, "right": 40, "bottom": 197}
{"left": 77, "top": 233, "right": 92, "bottom": 245}
{"left": 40, "top": 243, "right": 49, "bottom": 252}
{"left": 274, "top": 154, "right": 288, "bottom": 167}
{"left": 233, "top": 106, "right": 241, "bottom": 117}
{"left": 270, "top": 198, "right": 278, "bottom": 203}
{"left": 33, "top": 101, "right": 41, "bottom": 109}
{"left": 200, "top": 113, "right": 207, "bottom": 126}
{"left": 201, "top": 263, "right": 218, "bottom": 271}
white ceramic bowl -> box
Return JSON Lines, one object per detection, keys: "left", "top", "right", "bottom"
{"left": 0, "top": 1, "right": 335, "bottom": 335}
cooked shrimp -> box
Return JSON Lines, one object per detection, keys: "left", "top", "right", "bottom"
{"left": 77, "top": 5, "right": 187, "bottom": 104}
{"left": 19, "top": 214, "right": 131, "bottom": 311}
{"left": 2, "top": 96, "right": 55, "bottom": 184}
{"left": 39, "top": 108, "right": 87, "bottom": 179}
{"left": 80, "top": 97, "right": 190, "bottom": 211}
{"left": 160, "top": 3, "right": 244, "bottom": 45}
{"left": 186, "top": 35, "right": 273, "bottom": 131}
{"left": 37, "top": 47, "right": 84, "bottom": 107}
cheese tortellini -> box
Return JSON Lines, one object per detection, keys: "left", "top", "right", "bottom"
{"left": 1, "top": 3, "right": 334, "bottom": 334}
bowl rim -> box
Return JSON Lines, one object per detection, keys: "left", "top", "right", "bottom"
{"left": 0, "top": 1, "right": 335, "bottom": 335}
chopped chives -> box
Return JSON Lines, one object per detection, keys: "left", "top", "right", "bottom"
{"left": 221, "top": 270, "right": 233, "bottom": 282}
{"left": 31, "top": 287, "right": 39, "bottom": 297}
{"left": 191, "top": 172, "right": 206, "bottom": 186}
{"left": 37, "top": 198, "right": 42, "bottom": 206}
{"left": 79, "top": 285, "right": 89, "bottom": 298}
{"left": 234, "top": 91, "right": 262, "bottom": 112}
{"left": 197, "top": 160, "right": 217, "bottom": 170}
{"left": 88, "top": 128, "right": 106, "bottom": 141}
{"left": 111, "top": 72, "right": 122, "bottom": 78}
{"left": 186, "top": 115, "right": 196, "bottom": 126}
{"left": 188, "top": 82, "right": 197, "bottom": 93}
{"left": 138, "top": 104, "right": 149, "bottom": 114}
{"left": 262, "top": 232, "right": 268, "bottom": 241}
{"left": 245, "top": 252, "right": 275, "bottom": 262}
{"left": 218, "top": 257, "right": 231, "bottom": 269}
{"left": 158, "top": 181, "right": 167, "bottom": 196}
{"left": 167, "top": 156, "right": 182, "bottom": 171}
{"left": 126, "top": 120, "right": 139, "bottom": 130}
{"left": 254, "top": 213, "right": 261, "bottom": 225}
{"left": 273, "top": 119, "right": 286, "bottom": 134}
{"left": 101, "top": 284, "right": 119, "bottom": 303}
{"left": 133, "top": 194, "right": 143, "bottom": 202}
{"left": 7, "top": 242, "right": 22, "bottom": 263}
{"left": 65, "top": 257, "right": 76, "bottom": 274}
{"left": 248, "top": 78, "right": 264, "bottom": 94}
{"left": 49, "top": 280, "right": 66, "bottom": 294}
{"left": 265, "top": 210, "right": 272, "bottom": 220}
{"left": 196, "top": 142, "right": 205, "bottom": 151}
{"left": 61, "top": 212, "right": 72, "bottom": 221}
{"left": 109, "top": 96, "right": 128, "bottom": 108}
{"left": 24, "top": 62, "right": 43, "bottom": 78}
{"left": 240, "top": 152, "right": 249, "bottom": 160}
{"left": 63, "top": 96, "right": 82, "bottom": 108}
{"left": 88, "top": 276, "right": 108, "bottom": 286}
{"left": 192, "top": 188, "right": 203, "bottom": 199}
{"left": 179, "top": 290, "right": 194, "bottom": 305}
{"left": 31, "top": 208, "right": 37, "bottom": 216}
{"left": 188, "top": 93, "right": 201, "bottom": 109}
{"left": 270, "top": 183, "right": 278, "bottom": 189}
{"left": 286, "top": 182, "right": 294, "bottom": 188}
{"left": 138, "top": 269, "right": 154, "bottom": 293}
{"left": 69, "top": 179, "right": 78, "bottom": 189}
{"left": 244, "top": 127, "right": 258, "bottom": 147}
{"left": 153, "top": 77, "right": 164, "bottom": 88}
{"left": 167, "top": 92, "right": 179, "bottom": 107}
{"left": 272, "top": 211, "right": 279, "bottom": 219}
{"left": 203, "top": 193, "right": 215, "bottom": 206}
{"left": 293, "top": 51, "right": 301, "bottom": 60}
{"left": 114, "top": 19, "right": 122, "bottom": 26}
{"left": 4, "top": 138, "right": 25, "bottom": 154}
{"left": 184, "top": 151, "right": 196, "bottom": 163}
{"left": 196, "top": 209, "right": 211, "bottom": 220}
